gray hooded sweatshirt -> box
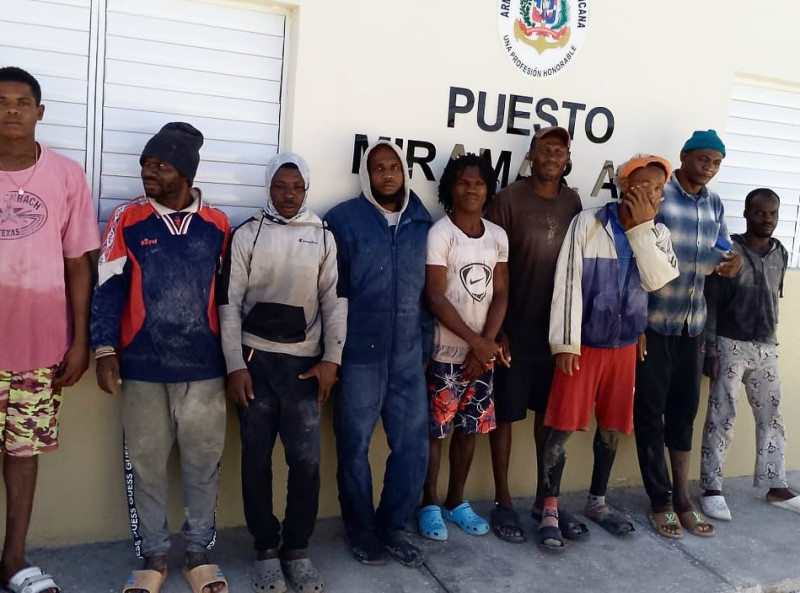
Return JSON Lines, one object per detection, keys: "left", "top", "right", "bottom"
{"left": 217, "top": 152, "right": 347, "bottom": 372}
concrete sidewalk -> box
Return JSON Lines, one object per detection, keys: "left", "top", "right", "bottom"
{"left": 28, "top": 472, "right": 800, "bottom": 593}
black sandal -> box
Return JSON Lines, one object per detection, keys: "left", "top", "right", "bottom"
{"left": 491, "top": 505, "right": 527, "bottom": 544}
{"left": 532, "top": 507, "right": 589, "bottom": 541}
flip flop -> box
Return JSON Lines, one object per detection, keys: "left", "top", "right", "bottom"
{"left": 648, "top": 510, "right": 683, "bottom": 539}
{"left": 532, "top": 507, "right": 589, "bottom": 541}
{"left": 441, "top": 501, "right": 490, "bottom": 536}
{"left": 417, "top": 505, "right": 448, "bottom": 541}
{"left": 252, "top": 558, "right": 285, "bottom": 593}
{"left": 6, "top": 567, "right": 60, "bottom": 593}
{"left": 281, "top": 558, "right": 324, "bottom": 593}
{"left": 490, "top": 505, "right": 527, "bottom": 543}
{"left": 699, "top": 494, "right": 732, "bottom": 521}
{"left": 123, "top": 569, "right": 166, "bottom": 593}
{"left": 769, "top": 494, "right": 800, "bottom": 514}
{"left": 678, "top": 510, "right": 715, "bottom": 537}
{"left": 537, "top": 510, "right": 565, "bottom": 553}
{"left": 182, "top": 564, "right": 228, "bottom": 593}
{"left": 584, "top": 506, "right": 635, "bottom": 536}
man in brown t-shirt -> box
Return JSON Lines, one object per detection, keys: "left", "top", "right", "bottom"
{"left": 484, "top": 126, "right": 582, "bottom": 543}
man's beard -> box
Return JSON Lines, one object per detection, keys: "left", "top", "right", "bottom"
{"left": 372, "top": 186, "right": 405, "bottom": 208}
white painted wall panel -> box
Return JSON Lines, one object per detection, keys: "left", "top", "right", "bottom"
{"left": 102, "top": 107, "right": 279, "bottom": 145}
{"left": 0, "top": 0, "right": 91, "bottom": 168}
{"left": 8, "top": 0, "right": 90, "bottom": 30}
{"left": 719, "top": 81, "right": 800, "bottom": 265}
{"left": 98, "top": 1, "right": 286, "bottom": 223}
{"left": 106, "top": 12, "right": 284, "bottom": 58}
{"left": 105, "top": 36, "right": 283, "bottom": 80}
{"left": 109, "top": 0, "right": 284, "bottom": 36}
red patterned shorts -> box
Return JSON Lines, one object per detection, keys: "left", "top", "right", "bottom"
{"left": 427, "top": 361, "right": 496, "bottom": 438}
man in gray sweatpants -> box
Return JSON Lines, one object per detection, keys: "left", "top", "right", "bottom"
{"left": 91, "top": 123, "right": 230, "bottom": 593}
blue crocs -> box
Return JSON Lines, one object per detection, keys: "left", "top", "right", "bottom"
{"left": 418, "top": 505, "right": 448, "bottom": 540}
{"left": 441, "top": 502, "right": 490, "bottom": 536}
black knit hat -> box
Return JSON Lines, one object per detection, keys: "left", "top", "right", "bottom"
{"left": 139, "top": 122, "right": 204, "bottom": 182}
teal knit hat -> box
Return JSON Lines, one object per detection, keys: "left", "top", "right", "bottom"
{"left": 681, "top": 129, "right": 726, "bottom": 157}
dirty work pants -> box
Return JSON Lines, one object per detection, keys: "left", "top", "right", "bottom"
{"left": 634, "top": 329, "right": 703, "bottom": 508}
{"left": 238, "top": 349, "right": 321, "bottom": 551}
{"left": 700, "top": 337, "right": 787, "bottom": 491}
{"left": 334, "top": 358, "right": 428, "bottom": 544}
{"left": 121, "top": 378, "right": 226, "bottom": 558}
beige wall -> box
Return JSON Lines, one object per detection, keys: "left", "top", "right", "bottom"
{"left": 9, "top": 277, "right": 800, "bottom": 547}
{"left": 3, "top": 0, "right": 800, "bottom": 546}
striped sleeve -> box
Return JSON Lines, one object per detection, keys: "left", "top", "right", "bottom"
{"left": 549, "top": 212, "right": 586, "bottom": 356}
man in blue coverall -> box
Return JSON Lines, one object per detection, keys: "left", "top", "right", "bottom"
{"left": 324, "top": 140, "right": 432, "bottom": 567}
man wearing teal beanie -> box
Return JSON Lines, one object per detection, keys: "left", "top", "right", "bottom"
{"left": 633, "top": 129, "right": 742, "bottom": 540}
{"left": 681, "top": 129, "right": 727, "bottom": 157}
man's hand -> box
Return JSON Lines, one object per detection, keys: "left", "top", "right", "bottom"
{"left": 96, "top": 356, "right": 122, "bottom": 396}
{"left": 496, "top": 333, "right": 512, "bottom": 368}
{"left": 555, "top": 352, "right": 581, "bottom": 376}
{"left": 53, "top": 342, "right": 89, "bottom": 389}
{"left": 468, "top": 335, "right": 500, "bottom": 365}
{"left": 637, "top": 333, "right": 647, "bottom": 362}
{"left": 620, "top": 184, "right": 659, "bottom": 230}
{"left": 715, "top": 251, "right": 743, "bottom": 278}
{"left": 226, "top": 369, "right": 254, "bottom": 407}
{"left": 299, "top": 360, "right": 339, "bottom": 405}
{"left": 461, "top": 352, "right": 487, "bottom": 384}
{"left": 703, "top": 354, "right": 720, "bottom": 381}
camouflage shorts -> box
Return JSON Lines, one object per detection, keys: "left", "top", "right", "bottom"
{"left": 0, "top": 366, "right": 63, "bottom": 457}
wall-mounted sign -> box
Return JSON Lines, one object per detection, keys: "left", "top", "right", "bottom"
{"left": 498, "top": 0, "right": 589, "bottom": 79}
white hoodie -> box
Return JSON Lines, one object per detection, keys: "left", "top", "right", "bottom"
{"left": 217, "top": 152, "right": 347, "bottom": 371}
{"left": 359, "top": 140, "right": 410, "bottom": 225}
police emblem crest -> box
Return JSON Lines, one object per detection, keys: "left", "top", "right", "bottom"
{"left": 498, "top": 0, "right": 589, "bottom": 78}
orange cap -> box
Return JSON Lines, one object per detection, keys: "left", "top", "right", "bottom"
{"left": 618, "top": 155, "right": 672, "bottom": 184}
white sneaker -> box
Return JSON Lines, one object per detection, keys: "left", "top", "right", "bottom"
{"left": 699, "top": 495, "right": 732, "bottom": 521}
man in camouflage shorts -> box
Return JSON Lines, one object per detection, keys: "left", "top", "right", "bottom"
{"left": 0, "top": 67, "right": 100, "bottom": 592}
{"left": 0, "top": 369, "right": 64, "bottom": 456}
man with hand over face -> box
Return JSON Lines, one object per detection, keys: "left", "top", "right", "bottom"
{"left": 538, "top": 155, "right": 678, "bottom": 551}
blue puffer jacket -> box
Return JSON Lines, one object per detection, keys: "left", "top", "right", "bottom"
{"left": 324, "top": 143, "right": 433, "bottom": 365}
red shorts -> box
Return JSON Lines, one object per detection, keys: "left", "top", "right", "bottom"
{"left": 544, "top": 344, "right": 636, "bottom": 434}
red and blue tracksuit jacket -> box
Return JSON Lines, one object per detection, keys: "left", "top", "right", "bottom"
{"left": 90, "top": 192, "right": 230, "bottom": 382}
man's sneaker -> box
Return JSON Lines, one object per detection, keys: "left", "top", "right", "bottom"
{"left": 381, "top": 534, "right": 425, "bottom": 567}
{"left": 348, "top": 534, "right": 387, "bottom": 565}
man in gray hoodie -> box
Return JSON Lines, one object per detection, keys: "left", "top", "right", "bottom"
{"left": 218, "top": 152, "right": 347, "bottom": 593}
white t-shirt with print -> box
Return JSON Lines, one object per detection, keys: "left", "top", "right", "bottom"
{"left": 426, "top": 216, "right": 509, "bottom": 364}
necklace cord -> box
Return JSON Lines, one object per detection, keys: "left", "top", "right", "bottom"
{"left": 0, "top": 143, "right": 40, "bottom": 196}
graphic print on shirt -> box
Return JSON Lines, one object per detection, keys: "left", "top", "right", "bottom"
{"left": 0, "top": 190, "right": 47, "bottom": 240}
{"left": 459, "top": 263, "right": 493, "bottom": 302}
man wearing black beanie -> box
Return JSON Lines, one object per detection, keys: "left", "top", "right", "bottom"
{"left": 91, "top": 122, "right": 231, "bottom": 593}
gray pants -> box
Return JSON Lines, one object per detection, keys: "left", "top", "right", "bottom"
{"left": 121, "top": 378, "right": 226, "bottom": 558}
{"left": 700, "top": 337, "right": 787, "bottom": 491}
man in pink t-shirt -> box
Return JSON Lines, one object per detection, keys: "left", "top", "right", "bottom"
{"left": 0, "top": 66, "right": 100, "bottom": 592}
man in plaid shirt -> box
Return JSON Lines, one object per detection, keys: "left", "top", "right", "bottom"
{"left": 634, "top": 130, "right": 743, "bottom": 539}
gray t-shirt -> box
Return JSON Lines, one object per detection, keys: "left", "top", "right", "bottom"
{"left": 485, "top": 181, "right": 581, "bottom": 360}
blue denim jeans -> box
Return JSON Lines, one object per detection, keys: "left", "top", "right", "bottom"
{"left": 334, "top": 354, "right": 428, "bottom": 543}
